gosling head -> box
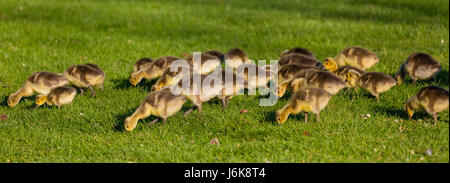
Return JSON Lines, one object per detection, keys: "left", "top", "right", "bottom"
{"left": 345, "top": 71, "right": 360, "bottom": 87}
{"left": 124, "top": 116, "right": 138, "bottom": 132}
{"left": 129, "top": 73, "right": 141, "bottom": 86}
{"left": 323, "top": 58, "right": 338, "bottom": 72}
{"left": 395, "top": 73, "right": 403, "bottom": 85}
{"left": 7, "top": 94, "right": 19, "bottom": 107}
{"left": 275, "top": 110, "right": 289, "bottom": 125}
{"left": 35, "top": 95, "right": 48, "bottom": 107}
{"left": 276, "top": 82, "right": 289, "bottom": 97}
{"left": 404, "top": 98, "right": 415, "bottom": 119}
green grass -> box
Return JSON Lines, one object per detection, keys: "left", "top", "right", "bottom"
{"left": 0, "top": 0, "right": 448, "bottom": 163}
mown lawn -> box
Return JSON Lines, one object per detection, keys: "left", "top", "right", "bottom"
{"left": 0, "top": 0, "right": 448, "bottom": 163}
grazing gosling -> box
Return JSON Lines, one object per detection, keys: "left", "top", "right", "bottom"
{"left": 64, "top": 63, "right": 105, "bottom": 97}
{"left": 204, "top": 50, "right": 225, "bottom": 62}
{"left": 276, "top": 87, "right": 332, "bottom": 124}
{"left": 278, "top": 53, "right": 323, "bottom": 68}
{"left": 8, "top": 71, "right": 68, "bottom": 107}
{"left": 278, "top": 63, "right": 320, "bottom": 83}
{"left": 277, "top": 70, "right": 345, "bottom": 97}
{"left": 404, "top": 86, "right": 449, "bottom": 125}
{"left": 280, "top": 47, "right": 316, "bottom": 59}
{"left": 151, "top": 64, "right": 194, "bottom": 92}
{"left": 130, "top": 56, "right": 180, "bottom": 86}
{"left": 210, "top": 70, "right": 246, "bottom": 108}
{"left": 185, "top": 52, "right": 222, "bottom": 74}
{"left": 224, "top": 48, "right": 252, "bottom": 69}
{"left": 36, "top": 86, "right": 77, "bottom": 108}
{"left": 323, "top": 58, "right": 365, "bottom": 91}
{"left": 346, "top": 71, "right": 396, "bottom": 102}
{"left": 132, "top": 57, "right": 153, "bottom": 72}
{"left": 395, "top": 53, "right": 441, "bottom": 85}
{"left": 124, "top": 88, "right": 187, "bottom": 131}
{"left": 326, "top": 46, "right": 379, "bottom": 71}
{"left": 236, "top": 63, "right": 274, "bottom": 92}
{"left": 172, "top": 73, "right": 224, "bottom": 116}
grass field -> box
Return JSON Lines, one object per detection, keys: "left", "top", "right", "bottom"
{"left": 0, "top": 0, "right": 448, "bottom": 163}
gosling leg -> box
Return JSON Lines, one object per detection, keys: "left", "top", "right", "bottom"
{"left": 163, "top": 118, "right": 167, "bottom": 125}
{"left": 304, "top": 112, "right": 308, "bottom": 123}
{"left": 80, "top": 88, "right": 84, "bottom": 96}
{"left": 147, "top": 118, "right": 159, "bottom": 126}
{"left": 100, "top": 83, "right": 104, "bottom": 91}
{"left": 433, "top": 112, "right": 437, "bottom": 126}
{"left": 89, "top": 85, "right": 96, "bottom": 97}
{"left": 316, "top": 113, "right": 320, "bottom": 122}
{"left": 183, "top": 106, "right": 198, "bottom": 117}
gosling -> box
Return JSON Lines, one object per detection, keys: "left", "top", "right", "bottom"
{"left": 323, "top": 58, "right": 365, "bottom": 91}
{"left": 278, "top": 63, "right": 320, "bottom": 83}
{"left": 278, "top": 53, "right": 322, "bottom": 68}
{"left": 130, "top": 56, "right": 180, "bottom": 86}
{"left": 171, "top": 73, "right": 224, "bottom": 117}
{"left": 224, "top": 48, "right": 252, "bottom": 70}
{"left": 326, "top": 46, "right": 379, "bottom": 71}
{"left": 404, "top": 86, "right": 449, "bottom": 125}
{"left": 277, "top": 70, "right": 345, "bottom": 97}
{"left": 276, "top": 87, "right": 332, "bottom": 124}
{"left": 395, "top": 53, "right": 441, "bottom": 85}
{"left": 151, "top": 64, "right": 195, "bottom": 92}
{"left": 124, "top": 87, "right": 187, "bottom": 131}
{"left": 346, "top": 71, "right": 396, "bottom": 102}
{"left": 236, "top": 63, "right": 275, "bottom": 92}
{"left": 8, "top": 71, "right": 68, "bottom": 107}
{"left": 210, "top": 69, "right": 246, "bottom": 108}
{"left": 35, "top": 86, "right": 77, "bottom": 108}
{"left": 185, "top": 52, "right": 222, "bottom": 74}
{"left": 280, "top": 47, "right": 316, "bottom": 59}
{"left": 132, "top": 57, "right": 153, "bottom": 72}
{"left": 204, "top": 50, "right": 225, "bottom": 62}
{"left": 63, "top": 63, "right": 105, "bottom": 97}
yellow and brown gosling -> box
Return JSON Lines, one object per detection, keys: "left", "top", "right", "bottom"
{"left": 210, "top": 70, "right": 246, "bottom": 108}
{"left": 277, "top": 70, "right": 345, "bottom": 97}
{"left": 8, "top": 71, "right": 68, "bottom": 107}
{"left": 395, "top": 53, "right": 441, "bottom": 85}
{"left": 132, "top": 57, "right": 154, "bottom": 72}
{"left": 35, "top": 86, "right": 77, "bottom": 108}
{"left": 64, "top": 63, "right": 105, "bottom": 97}
{"left": 323, "top": 58, "right": 365, "bottom": 91}
{"left": 346, "top": 71, "right": 396, "bottom": 102}
{"left": 235, "top": 63, "right": 274, "bottom": 91}
{"left": 185, "top": 52, "right": 222, "bottom": 74}
{"left": 130, "top": 56, "right": 180, "bottom": 86}
{"left": 278, "top": 63, "right": 320, "bottom": 83}
{"left": 280, "top": 47, "right": 316, "bottom": 59}
{"left": 224, "top": 48, "right": 252, "bottom": 69}
{"left": 276, "top": 87, "right": 332, "bottom": 124}
{"left": 278, "top": 53, "right": 322, "bottom": 68}
{"left": 404, "top": 86, "right": 449, "bottom": 125}
{"left": 172, "top": 73, "right": 224, "bottom": 116}
{"left": 124, "top": 87, "right": 187, "bottom": 131}
{"left": 327, "top": 46, "right": 379, "bottom": 71}
{"left": 151, "top": 64, "right": 196, "bottom": 92}
{"left": 204, "top": 50, "right": 225, "bottom": 63}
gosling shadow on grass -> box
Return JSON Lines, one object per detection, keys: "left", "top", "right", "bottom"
{"left": 262, "top": 111, "right": 278, "bottom": 125}
{"left": 372, "top": 105, "right": 409, "bottom": 119}
{"left": 111, "top": 78, "right": 156, "bottom": 91}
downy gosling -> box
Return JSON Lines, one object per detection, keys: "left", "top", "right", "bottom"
{"left": 395, "top": 53, "right": 441, "bottom": 85}
{"left": 8, "top": 71, "right": 68, "bottom": 107}
{"left": 404, "top": 86, "right": 449, "bottom": 125}
{"left": 325, "top": 46, "right": 379, "bottom": 71}
{"left": 63, "top": 63, "right": 105, "bottom": 97}
{"left": 35, "top": 86, "right": 77, "bottom": 108}
{"left": 124, "top": 87, "right": 187, "bottom": 131}
{"left": 276, "top": 87, "right": 332, "bottom": 124}
{"left": 346, "top": 71, "right": 396, "bottom": 102}
{"left": 130, "top": 56, "right": 180, "bottom": 86}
